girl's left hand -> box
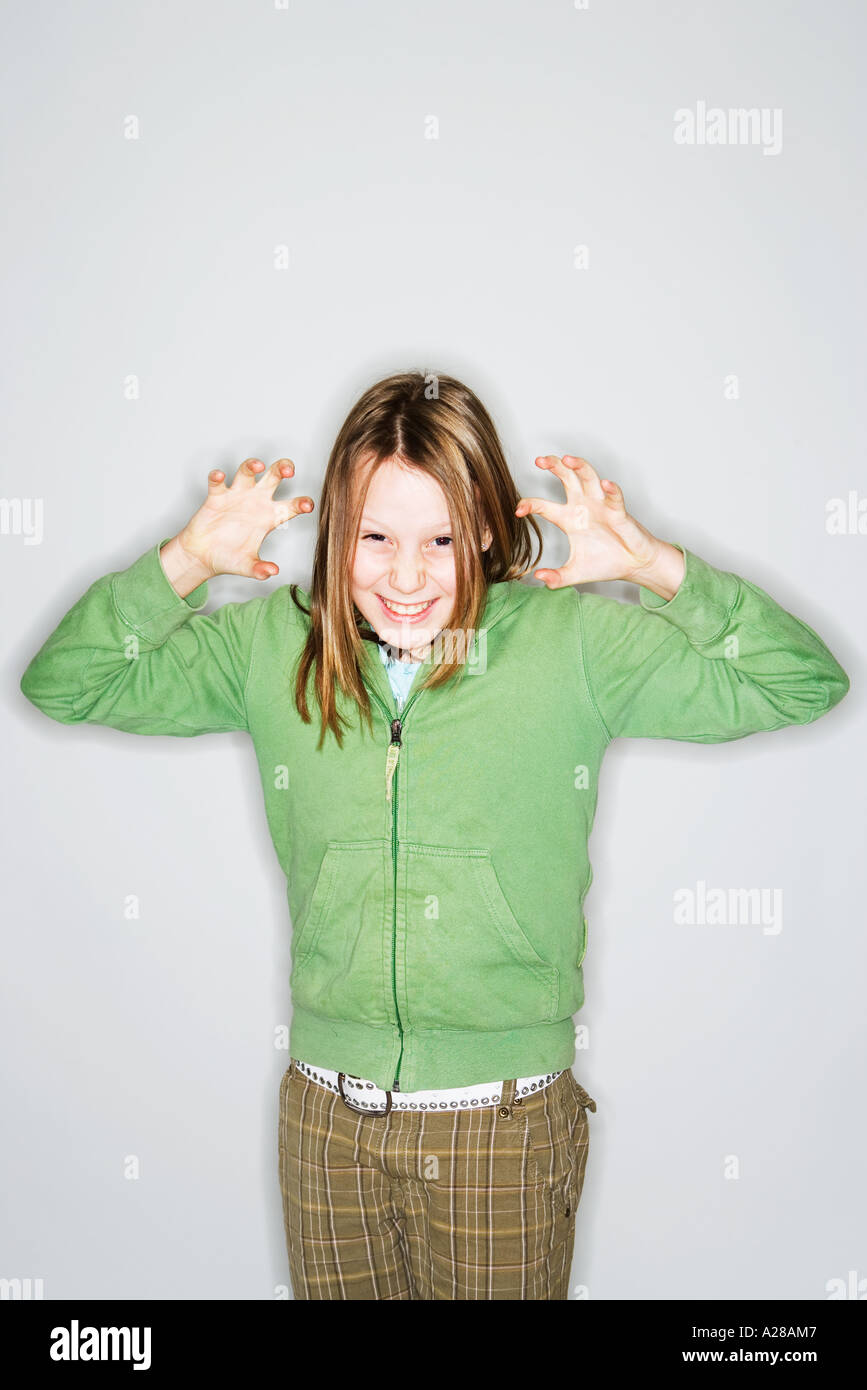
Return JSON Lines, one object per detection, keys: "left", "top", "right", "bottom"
{"left": 515, "top": 455, "right": 663, "bottom": 588}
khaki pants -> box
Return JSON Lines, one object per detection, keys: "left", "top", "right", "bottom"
{"left": 277, "top": 1059, "right": 597, "bottom": 1300}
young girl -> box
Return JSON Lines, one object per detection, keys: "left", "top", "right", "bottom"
{"left": 19, "top": 370, "right": 850, "bottom": 1301}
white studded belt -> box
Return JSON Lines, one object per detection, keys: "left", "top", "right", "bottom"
{"left": 292, "top": 1058, "right": 565, "bottom": 1113}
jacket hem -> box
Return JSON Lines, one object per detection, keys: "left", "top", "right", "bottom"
{"left": 288, "top": 1005, "right": 578, "bottom": 1092}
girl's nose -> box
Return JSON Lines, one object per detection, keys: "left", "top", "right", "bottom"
{"left": 388, "top": 557, "right": 427, "bottom": 593}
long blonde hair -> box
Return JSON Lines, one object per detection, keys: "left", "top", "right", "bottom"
{"left": 290, "top": 370, "right": 543, "bottom": 748}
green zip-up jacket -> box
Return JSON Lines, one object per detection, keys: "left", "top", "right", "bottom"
{"left": 19, "top": 537, "right": 850, "bottom": 1090}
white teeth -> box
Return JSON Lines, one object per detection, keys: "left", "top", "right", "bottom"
{"left": 379, "top": 596, "right": 434, "bottom": 615}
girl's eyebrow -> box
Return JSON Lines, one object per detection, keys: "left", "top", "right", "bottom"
{"left": 361, "top": 516, "right": 453, "bottom": 530}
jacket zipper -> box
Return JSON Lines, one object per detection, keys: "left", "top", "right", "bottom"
{"left": 365, "top": 679, "right": 425, "bottom": 1091}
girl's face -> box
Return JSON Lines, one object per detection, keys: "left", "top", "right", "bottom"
{"left": 351, "top": 459, "right": 487, "bottom": 662}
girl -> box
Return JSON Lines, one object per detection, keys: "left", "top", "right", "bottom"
{"left": 19, "top": 370, "right": 850, "bottom": 1301}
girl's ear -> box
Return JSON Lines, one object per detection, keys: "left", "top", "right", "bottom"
{"left": 472, "top": 481, "right": 492, "bottom": 552}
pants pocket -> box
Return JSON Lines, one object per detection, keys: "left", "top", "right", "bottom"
{"left": 516, "top": 1073, "right": 585, "bottom": 1223}
{"left": 559, "top": 1068, "right": 597, "bottom": 1212}
{"left": 564, "top": 1067, "right": 597, "bottom": 1116}
{"left": 277, "top": 1061, "right": 298, "bottom": 1155}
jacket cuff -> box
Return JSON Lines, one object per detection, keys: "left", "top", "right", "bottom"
{"left": 637, "top": 543, "right": 739, "bottom": 645}
{"left": 110, "top": 537, "right": 210, "bottom": 642}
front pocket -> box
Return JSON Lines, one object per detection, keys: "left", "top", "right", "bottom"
{"left": 401, "top": 843, "right": 559, "bottom": 1030}
{"left": 277, "top": 1064, "right": 294, "bottom": 1155}
{"left": 291, "top": 853, "right": 339, "bottom": 969}
{"left": 560, "top": 1070, "right": 596, "bottom": 1212}
{"left": 517, "top": 1076, "right": 580, "bottom": 1221}
{"left": 577, "top": 914, "right": 588, "bottom": 967}
{"left": 290, "top": 840, "right": 393, "bottom": 1025}
{"left": 564, "top": 1067, "right": 597, "bottom": 1115}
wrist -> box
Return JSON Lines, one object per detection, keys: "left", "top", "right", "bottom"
{"left": 629, "top": 539, "right": 685, "bottom": 602}
{"left": 159, "top": 536, "right": 212, "bottom": 599}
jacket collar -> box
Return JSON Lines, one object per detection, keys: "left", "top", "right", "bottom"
{"left": 289, "top": 579, "right": 524, "bottom": 712}
{"left": 357, "top": 579, "right": 519, "bottom": 711}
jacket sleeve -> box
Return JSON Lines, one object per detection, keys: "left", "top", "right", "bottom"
{"left": 575, "top": 543, "right": 850, "bottom": 743}
{"left": 19, "top": 537, "right": 268, "bottom": 736}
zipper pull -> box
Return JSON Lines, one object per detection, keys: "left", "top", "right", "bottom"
{"left": 385, "top": 718, "right": 402, "bottom": 802}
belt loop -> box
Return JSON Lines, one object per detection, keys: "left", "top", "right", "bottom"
{"left": 499, "top": 1077, "right": 517, "bottom": 1112}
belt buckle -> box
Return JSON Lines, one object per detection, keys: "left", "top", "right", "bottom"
{"left": 337, "top": 1072, "right": 393, "bottom": 1117}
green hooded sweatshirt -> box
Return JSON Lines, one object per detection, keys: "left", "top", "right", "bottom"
{"left": 19, "top": 537, "right": 850, "bottom": 1090}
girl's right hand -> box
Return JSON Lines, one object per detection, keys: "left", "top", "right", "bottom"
{"left": 164, "top": 457, "right": 315, "bottom": 586}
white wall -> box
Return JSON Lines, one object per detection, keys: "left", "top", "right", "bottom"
{"left": 3, "top": 0, "right": 864, "bottom": 1300}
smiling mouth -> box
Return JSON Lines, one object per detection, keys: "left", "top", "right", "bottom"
{"left": 376, "top": 594, "right": 438, "bottom": 620}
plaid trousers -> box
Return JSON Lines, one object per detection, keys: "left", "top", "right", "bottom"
{"left": 277, "top": 1058, "right": 597, "bottom": 1300}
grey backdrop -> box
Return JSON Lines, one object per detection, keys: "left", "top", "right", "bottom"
{"left": 3, "top": 0, "right": 864, "bottom": 1300}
